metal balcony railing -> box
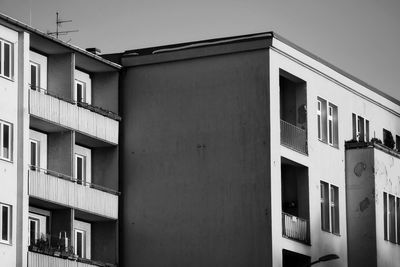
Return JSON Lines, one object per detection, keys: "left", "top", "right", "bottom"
{"left": 282, "top": 212, "right": 310, "bottom": 244}
{"left": 280, "top": 120, "right": 308, "bottom": 154}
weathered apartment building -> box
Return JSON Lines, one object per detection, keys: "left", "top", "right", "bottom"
{"left": 1, "top": 11, "right": 400, "bottom": 267}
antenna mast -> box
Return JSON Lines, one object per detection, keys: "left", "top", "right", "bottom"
{"left": 47, "top": 12, "right": 78, "bottom": 39}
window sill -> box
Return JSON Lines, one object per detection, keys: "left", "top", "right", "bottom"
{"left": 321, "top": 229, "right": 341, "bottom": 237}
{"left": 318, "top": 139, "right": 339, "bottom": 150}
{"left": 0, "top": 157, "right": 13, "bottom": 164}
{"left": 0, "top": 74, "right": 14, "bottom": 82}
{"left": 0, "top": 240, "right": 12, "bottom": 246}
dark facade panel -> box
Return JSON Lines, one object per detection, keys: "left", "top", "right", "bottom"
{"left": 120, "top": 49, "right": 271, "bottom": 266}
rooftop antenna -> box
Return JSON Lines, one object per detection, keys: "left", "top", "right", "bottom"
{"left": 47, "top": 12, "right": 78, "bottom": 39}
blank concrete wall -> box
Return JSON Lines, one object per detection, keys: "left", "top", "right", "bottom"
{"left": 92, "top": 72, "right": 119, "bottom": 114}
{"left": 48, "top": 53, "right": 74, "bottom": 99}
{"left": 121, "top": 49, "right": 271, "bottom": 267}
{"left": 91, "top": 221, "right": 117, "bottom": 264}
{"left": 92, "top": 146, "right": 118, "bottom": 190}
{"left": 47, "top": 131, "right": 73, "bottom": 176}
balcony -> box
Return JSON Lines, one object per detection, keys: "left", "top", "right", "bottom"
{"left": 28, "top": 251, "right": 116, "bottom": 267}
{"left": 28, "top": 168, "right": 119, "bottom": 219}
{"left": 29, "top": 89, "right": 119, "bottom": 145}
{"left": 280, "top": 120, "right": 307, "bottom": 154}
{"left": 282, "top": 212, "right": 310, "bottom": 244}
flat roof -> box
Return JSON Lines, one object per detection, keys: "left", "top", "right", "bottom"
{"left": 122, "top": 31, "right": 400, "bottom": 106}
{"left": 0, "top": 12, "right": 121, "bottom": 70}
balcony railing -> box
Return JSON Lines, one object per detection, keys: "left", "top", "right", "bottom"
{"left": 282, "top": 212, "right": 310, "bottom": 244}
{"left": 28, "top": 251, "right": 117, "bottom": 267}
{"left": 280, "top": 120, "right": 307, "bottom": 154}
{"left": 29, "top": 88, "right": 119, "bottom": 144}
{"left": 28, "top": 167, "right": 119, "bottom": 219}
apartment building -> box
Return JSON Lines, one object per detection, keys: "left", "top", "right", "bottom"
{"left": 0, "top": 13, "right": 121, "bottom": 267}
{"left": 114, "top": 33, "right": 400, "bottom": 267}
{"left": 1, "top": 11, "right": 400, "bottom": 267}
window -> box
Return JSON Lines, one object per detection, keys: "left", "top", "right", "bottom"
{"left": 320, "top": 181, "right": 339, "bottom": 234}
{"left": 28, "top": 217, "right": 40, "bottom": 245}
{"left": 30, "top": 139, "right": 40, "bottom": 169}
{"left": 317, "top": 101, "right": 322, "bottom": 140}
{"left": 317, "top": 98, "right": 338, "bottom": 147}
{"left": 75, "top": 80, "right": 86, "bottom": 103}
{"left": 75, "top": 229, "right": 85, "bottom": 258}
{"left": 383, "top": 129, "right": 395, "bottom": 149}
{"left": 0, "top": 39, "right": 13, "bottom": 79}
{"left": 0, "top": 121, "right": 12, "bottom": 161}
{"left": 352, "top": 113, "right": 369, "bottom": 142}
{"left": 383, "top": 192, "right": 400, "bottom": 244}
{"left": 0, "top": 203, "right": 11, "bottom": 243}
{"left": 30, "top": 62, "right": 40, "bottom": 90}
{"left": 75, "top": 154, "right": 86, "bottom": 184}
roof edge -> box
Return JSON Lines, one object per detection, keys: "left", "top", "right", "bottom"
{"left": 0, "top": 12, "right": 122, "bottom": 70}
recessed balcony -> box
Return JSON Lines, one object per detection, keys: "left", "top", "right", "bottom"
{"left": 29, "top": 89, "right": 119, "bottom": 145}
{"left": 282, "top": 212, "right": 310, "bottom": 244}
{"left": 280, "top": 120, "right": 307, "bottom": 154}
{"left": 28, "top": 167, "right": 119, "bottom": 219}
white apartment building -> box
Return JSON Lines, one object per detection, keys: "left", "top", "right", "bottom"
{"left": 0, "top": 13, "right": 121, "bottom": 267}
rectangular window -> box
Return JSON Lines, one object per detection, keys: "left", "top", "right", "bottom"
{"left": 0, "top": 121, "right": 12, "bottom": 161}
{"left": 75, "top": 80, "right": 86, "bottom": 104}
{"left": 389, "top": 194, "right": 396, "bottom": 243}
{"left": 320, "top": 181, "right": 330, "bottom": 231}
{"left": 28, "top": 217, "right": 40, "bottom": 245}
{"left": 75, "top": 229, "right": 85, "bottom": 258}
{"left": 317, "top": 101, "right": 322, "bottom": 140}
{"left": 328, "top": 106, "right": 333, "bottom": 145}
{"left": 357, "top": 116, "right": 364, "bottom": 142}
{"left": 321, "top": 181, "right": 340, "bottom": 234}
{"left": 384, "top": 192, "right": 388, "bottom": 240}
{"left": 0, "top": 203, "right": 11, "bottom": 243}
{"left": 30, "top": 62, "right": 40, "bottom": 90}
{"left": 397, "top": 197, "right": 400, "bottom": 244}
{"left": 0, "top": 39, "right": 13, "bottom": 79}
{"left": 30, "top": 139, "right": 40, "bottom": 169}
{"left": 352, "top": 113, "right": 370, "bottom": 142}
{"left": 331, "top": 185, "right": 340, "bottom": 234}
{"left": 75, "top": 154, "right": 86, "bottom": 184}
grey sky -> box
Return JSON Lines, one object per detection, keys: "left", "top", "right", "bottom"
{"left": 1, "top": 0, "right": 400, "bottom": 100}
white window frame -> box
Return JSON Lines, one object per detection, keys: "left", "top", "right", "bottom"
{"left": 317, "top": 100, "right": 322, "bottom": 140}
{"left": 0, "top": 121, "right": 12, "bottom": 161}
{"left": 0, "top": 203, "right": 11, "bottom": 244}
{"left": 30, "top": 139, "right": 40, "bottom": 169}
{"left": 74, "top": 229, "right": 86, "bottom": 258}
{"left": 75, "top": 80, "right": 87, "bottom": 104}
{"left": 74, "top": 154, "right": 86, "bottom": 184}
{"left": 30, "top": 61, "right": 40, "bottom": 91}
{"left": 0, "top": 39, "right": 13, "bottom": 80}
{"left": 327, "top": 106, "right": 334, "bottom": 146}
{"left": 28, "top": 217, "right": 40, "bottom": 246}
{"left": 320, "top": 181, "right": 340, "bottom": 235}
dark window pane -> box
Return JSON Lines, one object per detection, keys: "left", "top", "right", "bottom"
{"left": 76, "top": 231, "right": 83, "bottom": 257}
{"left": 320, "top": 181, "right": 330, "bottom": 231}
{"left": 4, "top": 43, "right": 10, "bottom": 77}
{"left": 366, "top": 120, "right": 370, "bottom": 142}
{"left": 317, "top": 115, "right": 321, "bottom": 139}
{"left": 352, "top": 113, "right": 356, "bottom": 140}
{"left": 30, "top": 142, "right": 36, "bottom": 167}
{"left": 389, "top": 194, "right": 396, "bottom": 243}
{"left": 328, "top": 121, "right": 333, "bottom": 144}
{"left": 2, "top": 206, "right": 8, "bottom": 241}
{"left": 3, "top": 124, "right": 9, "bottom": 159}
{"left": 384, "top": 193, "right": 388, "bottom": 240}
{"left": 31, "top": 65, "right": 37, "bottom": 90}
{"left": 331, "top": 185, "right": 340, "bottom": 234}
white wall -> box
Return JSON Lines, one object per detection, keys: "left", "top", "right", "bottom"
{"left": 0, "top": 23, "right": 20, "bottom": 267}
{"left": 29, "top": 129, "right": 47, "bottom": 170}
{"left": 29, "top": 51, "right": 48, "bottom": 91}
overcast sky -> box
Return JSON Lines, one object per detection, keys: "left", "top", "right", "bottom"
{"left": 1, "top": 0, "right": 399, "bottom": 100}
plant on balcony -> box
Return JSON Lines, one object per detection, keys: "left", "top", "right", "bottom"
{"left": 370, "top": 138, "right": 382, "bottom": 144}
